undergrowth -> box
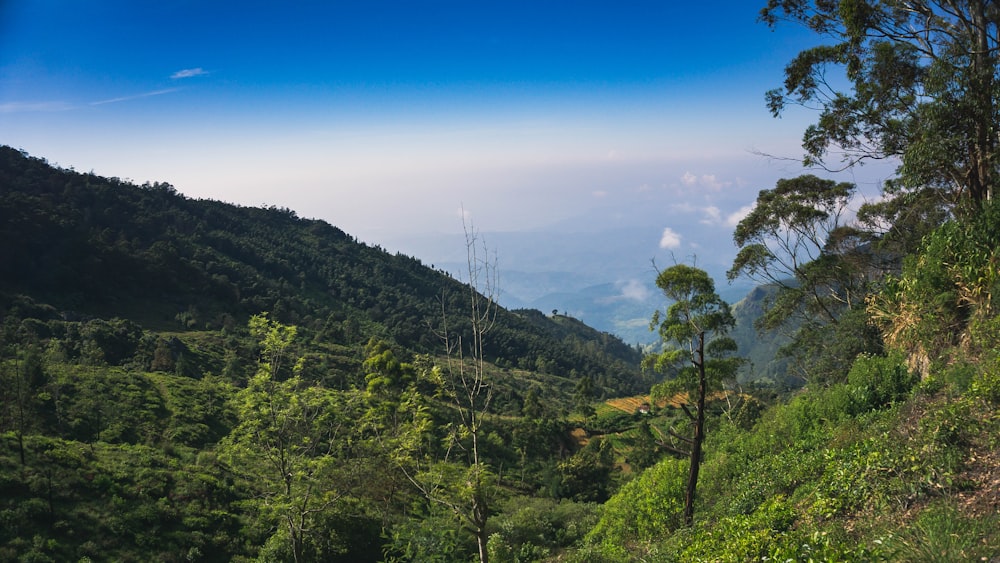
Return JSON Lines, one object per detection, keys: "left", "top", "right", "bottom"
{"left": 576, "top": 350, "right": 1000, "bottom": 561}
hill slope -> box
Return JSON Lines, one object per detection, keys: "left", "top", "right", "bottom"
{"left": 729, "top": 284, "right": 795, "bottom": 387}
{"left": 0, "top": 146, "right": 644, "bottom": 394}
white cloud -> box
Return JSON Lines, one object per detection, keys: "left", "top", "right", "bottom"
{"left": 700, "top": 205, "right": 721, "bottom": 225}
{"left": 592, "top": 190, "right": 608, "bottom": 198}
{"left": 700, "top": 174, "right": 730, "bottom": 191}
{"left": 726, "top": 204, "right": 755, "bottom": 227}
{"left": 659, "top": 227, "right": 682, "bottom": 249}
{"left": 171, "top": 68, "right": 207, "bottom": 79}
{"left": 619, "top": 279, "right": 651, "bottom": 302}
{"left": 679, "top": 171, "right": 733, "bottom": 191}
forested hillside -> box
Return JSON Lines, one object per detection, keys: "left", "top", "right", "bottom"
{"left": 0, "top": 146, "right": 644, "bottom": 395}
{"left": 0, "top": 146, "right": 656, "bottom": 561}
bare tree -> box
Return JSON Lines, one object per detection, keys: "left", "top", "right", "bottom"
{"left": 395, "top": 213, "right": 501, "bottom": 563}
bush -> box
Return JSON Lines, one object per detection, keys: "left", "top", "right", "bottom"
{"left": 666, "top": 495, "right": 797, "bottom": 562}
{"left": 970, "top": 355, "right": 1000, "bottom": 405}
{"left": 487, "top": 496, "right": 598, "bottom": 561}
{"left": 847, "top": 352, "right": 917, "bottom": 411}
{"left": 871, "top": 200, "right": 1000, "bottom": 367}
{"left": 584, "top": 458, "right": 686, "bottom": 552}
{"left": 939, "top": 361, "right": 977, "bottom": 394}
{"left": 767, "top": 529, "right": 895, "bottom": 562}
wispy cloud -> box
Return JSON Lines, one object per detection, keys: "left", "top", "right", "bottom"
{"left": 597, "top": 279, "right": 653, "bottom": 305}
{"left": 90, "top": 88, "right": 179, "bottom": 106}
{"left": 700, "top": 205, "right": 722, "bottom": 225}
{"left": 0, "top": 101, "right": 75, "bottom": 113}
{"left": 680, "top": 171, "right": 732, "bottom": 191}
{"left": 659, "top": 227, "right": 682, "bottom": 249}
{"left": 171, "top": 67, "right": 207, "bottom": 79}
{"left": 619, "top": 279, "right": 651, "bottom": 302}
{"left": 726, "top": 204, "right": 754, "bottom": 227}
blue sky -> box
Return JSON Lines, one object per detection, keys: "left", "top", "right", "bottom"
{"left": 1, "top": 1, "right": 894, "bottom": 314}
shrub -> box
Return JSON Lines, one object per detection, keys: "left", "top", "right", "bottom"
{"left": 870, "top": 199, "right": 1000, "bottom": 368}
{"left": 584, "top": 458, "right": 686, "bottom": 552}
{"left": 919, "top": 400, "right": 974, "bottom": 450}
{"left": 668, "top": 495, "right": 798, "bottom": 562}
{"left": 487, "top": 496, "right": 598, "bottom": 561}
{"left": 847, "top": 352, "right": 917, "bottom": 411}
{"left": 970, "top": 355, "right": 1000, "bottom": 405}
{"left": 767, "top": 529, "right": 895, "bottom": 562}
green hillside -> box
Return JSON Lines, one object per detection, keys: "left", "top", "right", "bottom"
{"left": 0, "top": 147, "right": 651, "bottom": 561}
{"left": 2, "top": 142, "right": 1000, "bottom": 561}
{"left": 728, "top": 284, "right": 794, "bottom": 387}
{"left": 0, "top": 146, "right": 644, "bottom": 395}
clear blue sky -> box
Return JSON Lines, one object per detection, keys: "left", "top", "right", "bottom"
{"left": 1, "top": 1, "right": 890, "bottom": 259}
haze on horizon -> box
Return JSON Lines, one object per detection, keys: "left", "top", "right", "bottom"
{"left": 1, "top": 1, "right": 894, "bottom": 329}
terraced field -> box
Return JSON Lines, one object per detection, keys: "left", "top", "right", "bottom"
{"left": 604, "top": 391, "right": 734, "bottom": 414}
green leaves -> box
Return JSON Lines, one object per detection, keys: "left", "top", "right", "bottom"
{"left": 655, "top": 265, "right": 734, "bottom": 340}
{"left": 584, "top": 457, "right": 688, "bottom": 547}
{"left": 648, "top": 264, "right": 739, "bottom": 390}
{"left": 765, "top": 0, "right": 999, "bottom": 207}
{"left": 248, "top": 313, "right": 298, "bottom": 378}
{"left": 729, "top": 176, "right": 875, "bottom": 381}
{"left": 221, "top": 316, "right": 369, "bottom": 562}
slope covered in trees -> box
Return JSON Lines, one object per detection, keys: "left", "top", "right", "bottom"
{"left": 578, "top": 205, "right": 1000, "bottom": 560}
{"left": 0, "top": 146, "right": 644, "bottom": 396}
{"left": 569, "top": 1, "right": 1000, "bottom": 558}
{"left": 0, "top": 146, "right": 656, "bottom": 561}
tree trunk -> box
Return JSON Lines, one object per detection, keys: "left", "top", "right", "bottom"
{"left": 683, "top": 331, "right": 707, "bottom": 527}
{"left": 476, "top": 527, "right": 489, "bottom": 563}
{"left": 968, "top": 1, "right": 996, "bottom": 207}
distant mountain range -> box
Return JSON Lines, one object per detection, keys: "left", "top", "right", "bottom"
{"left": 381, "top": 229, "right": 756, "bottom": 347}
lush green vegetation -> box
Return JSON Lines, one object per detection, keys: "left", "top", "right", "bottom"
{"left": 4, "top": 2, "right": 1000, "bottom": 558}
{"left": 4, "top": 145, "right": 997, "bottom": 561}
{"left": 0, "top": 146, "right": 654, "bottom": 561}
{"left": 565, "top": 0, "right": 1000, "bottom": 555}
{"left": 0, "top": 146, "right": 645, "bottom": 397}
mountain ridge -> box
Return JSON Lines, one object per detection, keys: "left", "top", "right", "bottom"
{"left": 0, "top": 145, "right": 646, "bottom": 395}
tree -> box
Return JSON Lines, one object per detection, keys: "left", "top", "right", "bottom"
{"left": 359, "top": 340, "right": 431, "bottom": 529}
{"left": 573, "top": 375, "right": 596, "bottom": 420}
{"left": 406, "top": 218, "right": 501, "bottom": 563}
{"left": 727, "top": 175, "right": 882, "bottom": 382}
{"left": 762, "top": 0, "right": 1000, "bottom": 212}
{"left": 0, "top": 344, "right": 46, "bottom": 466}
{"left": 362, "top": 338, "right": 417, "bottom": 398}
{"left": 729, "top": 175, "right": 869, "bottom": 325}
{"left": 645, "top": 264, "right": 740, "bottom": 527}
{"left": 222, "top": 314, "right": 358, "bottom": 562}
